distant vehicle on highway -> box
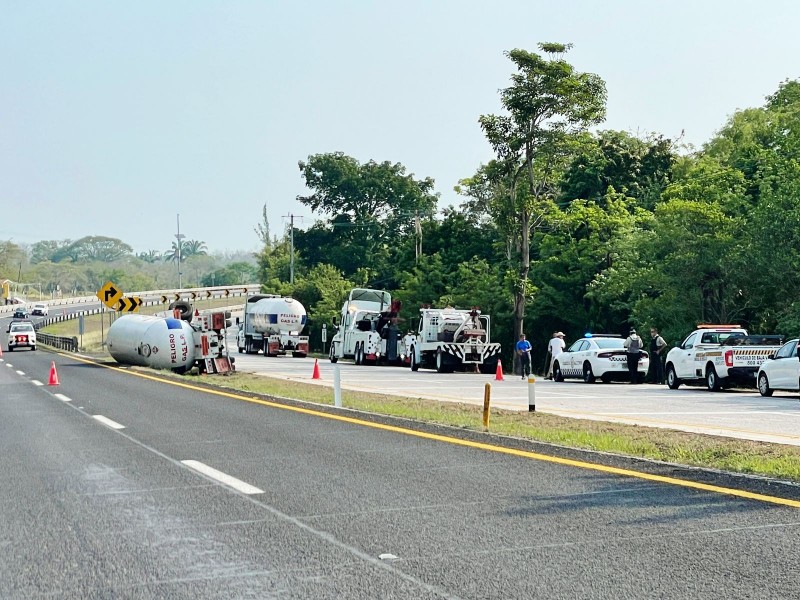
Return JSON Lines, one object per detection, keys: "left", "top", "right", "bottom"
{"left": 8, "top": 297, "right": 25, "bottom": 305}
{"left": 553, "top": 334, "right": 649, "bottom": 383}
{"left": 7, "top": 321, "right": 36, "bottom": 351}
{"left": 30, "top": 303, "right": 48, "bottom": 316}
{"left": 12, "top": 306, "right": 29, "bottom": 319}
{"left": 757, "top": 339, "right": 799, "bottom": 396}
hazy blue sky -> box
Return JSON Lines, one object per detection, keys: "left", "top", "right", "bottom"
{"left": 2, "top": 1, "right": 798, "bottom": 254}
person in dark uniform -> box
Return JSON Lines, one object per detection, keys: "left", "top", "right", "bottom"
{"left": 623, "top": 329, "right": 643, "bottom": 384}
{"left": 649, "top": 327, "right": 667, "bottom": 384}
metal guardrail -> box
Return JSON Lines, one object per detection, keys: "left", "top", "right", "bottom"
{"left": 0, "top": 284, "right": 261, "bottom": 316}
{"left": 36, "top": 332, "right": 79, "bottom": 352}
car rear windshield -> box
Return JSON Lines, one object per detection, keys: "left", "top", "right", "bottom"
{"left": 594, "top": 338, "right": 625, "bottom": 349}
{"left": 10, "top": 325, "right": 34, "bottom": 333}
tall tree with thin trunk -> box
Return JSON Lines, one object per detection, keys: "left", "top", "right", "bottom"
{"left": 479, "top": 43, "right": 607, "bottom": 337}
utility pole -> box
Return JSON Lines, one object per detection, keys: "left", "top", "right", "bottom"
{"left": 283, "top": 213, "right": 298, "bottom": 284}
{"left": 176, "top": 213, "right": 185, "bottom": 289}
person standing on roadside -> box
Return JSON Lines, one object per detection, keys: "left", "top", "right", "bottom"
{"left": 649, "top": 327, "right": 667, "bottom": 384}
{"left": 624, "top": 328, "right": 643, "bottom": 384}
{"left": 516, "top": 334, "right": 532, "bottom": 379}
{"left": 546, "top": 331, "right": 566, "bottom": 379}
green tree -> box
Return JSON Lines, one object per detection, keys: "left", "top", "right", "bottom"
{"left": 478, "top": 43, "right": 607, "bottom": 338}
{"left": 296, "top": 152, "right": 438, "bottom": 281}
{"left": 560, "top": 130, "right": 677, "bottom": 210}
{"left": 30, "top": 239, "right": 73, "bottom": 264}
{"left": 137, "top": 250, "right": 163, "bottom": 263}
{"left": 183, "top": 239, "right": 208, "bottom": 258}
{"left": 52, "top": 236, "right": 132, "bottom": 263}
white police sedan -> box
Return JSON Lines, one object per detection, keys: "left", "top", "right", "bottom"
{"left": 757, "top": 338, "right": 798, "bottom": 396}
{"left": 552, "top": 334, "right": 649, "bottom": 383}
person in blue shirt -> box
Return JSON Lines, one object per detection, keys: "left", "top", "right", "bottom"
{"left": 516, "top": 333, "right": 532, "bottom": 379}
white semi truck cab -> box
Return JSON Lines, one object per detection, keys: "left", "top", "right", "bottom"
{"left": 329, "top": 288, "right": 405, "bottom": 365}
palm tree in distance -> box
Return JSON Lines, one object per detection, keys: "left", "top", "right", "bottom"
{"left": 183, "top": 239, "right": 208, "bottom": 258}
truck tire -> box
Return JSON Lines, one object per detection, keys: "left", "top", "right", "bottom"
{"left": 666, "top": 365, "right": 681, "bottom": 389}
{"left": 329, "top": 344, "right": 338, "bottom": 363}
{"left": 758, "top": 372, "right": 773, "bottom": 397}
{"left": 582, "top": 362, "right": 595, "bottom": 384}
{"left": 706, "top": 365, "right": 721, "bottom": 392}
{"left": 435, "top": 348, "right": 451, "bottom": 373}
{"left": 553, "top": 361, "right": 563, "bottom": 382}
{"left": 410, "top": 347, "right": 419, "bottom": 371}
{"left": 291, "top": 352, "right": 306, "bottom": 358}
{"left": 355, "top": 343, "right": 363, "bottom": 365}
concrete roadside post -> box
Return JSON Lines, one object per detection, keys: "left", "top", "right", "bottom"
{"left": 483, "top": 383, "right": 491, "bottom": 429}
{"left": 333, "top": 365, "right": 342, "bottom": 408}
{"left": 528, "top": 376, "right": 536, "bottom": 412}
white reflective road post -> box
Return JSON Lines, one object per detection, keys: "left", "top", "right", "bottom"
{"left": 333, "top": 365, "right": 342, "bottom": 408}
{"left": 528, "top": 376, "right": 536, "bottom": 412}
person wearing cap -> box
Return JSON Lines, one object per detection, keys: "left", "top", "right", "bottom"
{"left": 624, "top": 328, "right": 643, "bottom": 384}
{"left": 516, "top": 333, "right": 532, "bottom": 379}
{"left": 546, "top": 331, "right": 566, "bottom": 379}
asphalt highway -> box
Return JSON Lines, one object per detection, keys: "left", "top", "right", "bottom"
{"left": 2, "top": 348, "right": 800, "bottom": 599}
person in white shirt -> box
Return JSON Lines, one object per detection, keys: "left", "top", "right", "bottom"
{"left": 546, "top": 331, "right": 566, "bottom": 379}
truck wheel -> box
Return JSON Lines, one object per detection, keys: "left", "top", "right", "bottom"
{"left": 292, "top": 352, "right": 306, "bottom": 358}
{"left": 666, "top": 365, "right": 681, "bottom": 389}
{"left": 329, "top": 344, "right": 338, "bottom": 364}
{"left": 582, "top": 362, "right": 595, "bottom": 384}
{"left": 758, "top": 372, "right": 773, "bottom": 397}
{"left": 435, "top": 349, "right": 448, "bottom": 373}
{"left": 706, "top": 365, "right": 721, "bottom": 392}
{"left": 410, "top": 348, "right": 419, "bottom": 371}
{"left": 553, "top": 361, "right": 563, "bottom": 382}
{"left": 355, "top": 344, "right": 363, "bottom": 365}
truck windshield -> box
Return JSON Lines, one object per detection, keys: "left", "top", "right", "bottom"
{"left": 349, "top": 289, "right": 390, "bottom": 306}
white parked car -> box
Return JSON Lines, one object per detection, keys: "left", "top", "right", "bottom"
{"left": 553, "top": 334, "right": 649, "bottom": 383}
{"left": 757, "top": 339, "right": 799, "bottom": 396}
{"left": 30, "top": 303, "right": 48, "bottom": 316}
{"left": 7, "top": 321, "right": 36, "bottom": 351}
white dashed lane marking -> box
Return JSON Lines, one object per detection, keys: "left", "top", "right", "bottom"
{"left": 181, "top": 460, "right": 264, "bottom": 495}
{"left": 54, "top": 394, "right": 71, "bottom": 402}
{"left": 93, "top": 415, "right": 125, "bottom": 430}
{"left": 31, "top": 380, "right": 43, "bottom": 386}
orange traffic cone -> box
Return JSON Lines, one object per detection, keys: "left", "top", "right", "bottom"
{"left": 495, "top": 361, "right": 504, "bottom": 381}
{"left": 311, "top": 359, "right": 321, "bottom": 380}
{"left": 48, "top": 361, "right": 60, "bottom": 386}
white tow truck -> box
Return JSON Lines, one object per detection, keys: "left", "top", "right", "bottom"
{"left": 665, "top": 324, "right": 785, "bottom": 391}
{"left": 329, "top": 288, "right": 405, "bottom": 365}
{"left": 406, "top": 306, "right": 502, "bottom": 373}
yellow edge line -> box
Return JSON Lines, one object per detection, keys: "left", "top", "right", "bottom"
{"left": 61, "top": 353, "right": 800, "bottom": 509}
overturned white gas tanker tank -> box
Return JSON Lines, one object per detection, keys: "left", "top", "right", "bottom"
{"left": 108, "top": 310, "right": 234, "bottom": 374}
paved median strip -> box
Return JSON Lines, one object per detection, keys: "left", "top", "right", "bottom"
{"left": 181, "top": 460, "right": 264, "bottom": 495}
{"left": 93, "top": 415, "right": 125, "bottom": 430}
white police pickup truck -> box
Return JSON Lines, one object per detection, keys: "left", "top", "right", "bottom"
{"left": 665, "top": 325, "right": 784, "bottom": 391}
